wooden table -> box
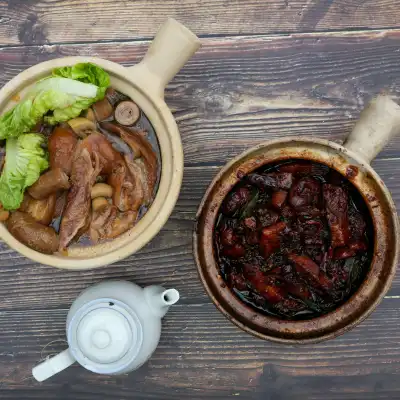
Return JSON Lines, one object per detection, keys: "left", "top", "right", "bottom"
{"left": 1, "top": 1, "right": 400, "bottom": 399}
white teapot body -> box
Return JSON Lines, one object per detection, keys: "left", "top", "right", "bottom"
{"left": 32, "top": 281, "right": 179, "bottom": 381}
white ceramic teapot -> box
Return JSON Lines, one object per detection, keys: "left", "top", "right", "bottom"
{"left": 32, "top": 281, "right": 179, "bottom": 381}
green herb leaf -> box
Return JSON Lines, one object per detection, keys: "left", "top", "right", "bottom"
{"left": 240, "top": 188, "right": 259, "bottom": 219}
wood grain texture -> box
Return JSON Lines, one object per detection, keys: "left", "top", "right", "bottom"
{"left": 1, "top": 28, "right": 400, "bottom": 399}
{"left": 2, "top": 300, "right": 400, "bottom": 399}
{"left": 2, "top": 31, "right": 400, "bottom": 163}
{"left": 2, "top": 0, "right": 400, "bottom": 45}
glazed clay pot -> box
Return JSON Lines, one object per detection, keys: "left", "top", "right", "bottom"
{"left": 194, "top": 95, "right": 400, "bottom": 344}
{"left": 0, "top": 18, "right": 200, "bottom": 269}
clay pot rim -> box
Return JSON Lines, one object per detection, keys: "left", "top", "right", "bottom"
{"left": 194, "top": 136, "right": 399, "bottom": 344}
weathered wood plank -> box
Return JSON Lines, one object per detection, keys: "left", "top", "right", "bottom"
{"left": 0, "top": 158, "right": 399, "bottom": 311}
{"left": 2, "top": 32, "right": 400, "bottom": 163}
{"left": 2, "top": 0, "right": 400, "bottom": 46}
{"left": 1, "top": 30, "right": 400, "bottom": 400}
{"left": 1, "top": 299, "right": 400, "bottom": 399}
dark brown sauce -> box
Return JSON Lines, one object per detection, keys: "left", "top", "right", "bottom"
{"left": 214, "top": 160, "right": 374, "bottom": 320}
{"left": 49, "top": 88, "right": 162, "bottom": 246}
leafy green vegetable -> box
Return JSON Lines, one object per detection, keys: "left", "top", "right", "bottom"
{"left": 0, "top": 63, "right": 110, "bottom": 139}
{"left": 52, "top": 62, "right": 110, "bottom": 98}
{"left": 0, "top": 134, "right": 48, "bottom": 210}
{"left": 239, "top": 188, "right": 259, "bottom": 219}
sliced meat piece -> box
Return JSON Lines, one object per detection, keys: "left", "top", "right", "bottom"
{"left": 243, "top": 265, "right": 286, "bottom": 303}
{"left": 289, "top": 177, "right": 320, "bottom": 209}
{"left": 288, "top": 253, "right": 319, "bottom": 279}
{"left": 90, "top": 204, "right": 118, "bottom": 243}
{"left": 59, "top": 147, "right": 101, "bottom": 250}
{"left": 121, "top": 157, "right": 148, "bottom": 207}
{"left": 28, "top": 168, "right": 70, "bottom": 200}
{"left": 260, "top": 285, "right": 286, "bottom": 303}
{"left": 106, "top": 211, "right": 137, "bottom": 239}
{"left": 82, "top": 133, "right": 144, "bottom": 213}
{"left": 108, "top": 160, "right": 138, "bottom": 211}
{"left": 248, "top": 172, "right": 293, "bottom": 190}
{"left": 222, "top": 243, "right": 245, "bottom": 258}
{"left": 8, "top": 211, "right": 59, "bottom": 254}
{"left": 334, "top": 241, "right": 368, "bottom": 260}
{"left": 48, "top": 126, "right": 78, "bottom": 175}
{"left": 19, "top": 193, "right": 56, "bottom": 225}
{"left": 100, "top": 122, "right": 158, "bottom": 196}
{"left": 259, "top": 221, "right": 287, "bottom": 258}
{"left": 323, "top": 184, "right": 351, "bottom": 248}
{"left": 81, "top": 132, "right": 123, "bottom": 175}
{"left": 271, "top": 190, "right": 287, "bottom": 209}
{"left": 333, "top": 247, "right": 357, "bottom": 260}
{"left": 289, "top": 253, "right": 332, "bottom": 291}
{"left": 90, "top": 204, "right": 137, "bottom": 242}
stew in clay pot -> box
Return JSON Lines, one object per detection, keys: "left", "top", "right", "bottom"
{"left": 0, "top": 63, "right": 160, "bottom": 255}
{"left": 215, "top": 160, "right": 373, "bottom": 320}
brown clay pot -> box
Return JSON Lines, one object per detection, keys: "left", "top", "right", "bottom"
{"left": 194, "top": 95, "right": 400, "bottom": 344}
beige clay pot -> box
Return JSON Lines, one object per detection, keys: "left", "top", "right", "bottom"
{"left": 0, "top": 18, "right": 201, "bottom": 269}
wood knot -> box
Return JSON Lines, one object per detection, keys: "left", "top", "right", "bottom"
{"left": 18, "top": 14, "right": 48, "bottom": 45}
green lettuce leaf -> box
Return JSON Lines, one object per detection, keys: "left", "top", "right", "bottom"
{"left": 0, "top": 133, "right": 49, "bottom": 210}
{"left": 52, "top": 62, "right": 110, "bottom": 98}
{"left": 0, "top": 63, "right": 110, "bottom": 139}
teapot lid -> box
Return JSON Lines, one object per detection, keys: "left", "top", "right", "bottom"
{"left": 68, "top": 298, "right": 143, "bottom": 374}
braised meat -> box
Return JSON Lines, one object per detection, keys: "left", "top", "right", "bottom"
{"left": 215, "top": 160, "right": 373, "bottom": 320}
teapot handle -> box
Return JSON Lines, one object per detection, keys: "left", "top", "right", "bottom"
{"left": 343, "top": 95, "right": 400, "bottom": 164}
{"left": 128, "top": 18, "right": 201, "bottom": 99}
{"left": 32, "top": 348, "right": 76, "bottom": 382}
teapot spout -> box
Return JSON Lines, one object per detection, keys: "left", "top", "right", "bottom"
{"left": 161, "top": 289, "right": 180, "bottom": 306}
{"left": 144, "top": 286, "right": 180, "bottom": 318}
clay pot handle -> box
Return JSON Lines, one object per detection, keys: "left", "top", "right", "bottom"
{"left": 344, "top": 95, "right": 400, "bottom": 164}
{"left": 128, "top": 18, "right": 201, "bottom": 99}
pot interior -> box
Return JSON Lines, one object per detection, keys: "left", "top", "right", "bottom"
{"left": 194, "top": 138, "right": 399, "bottom": 343}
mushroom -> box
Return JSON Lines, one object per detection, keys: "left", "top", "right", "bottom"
{"left": 91, "top": 183, "right": 113, "bottom": 199}
{"left": 92, "top": 98, "right": 113, "bottom": 121}
{"left": 92, "top": 197, "right": 109, "bottom": 211}
{"left": 67, "top": 117, "right": 97, "bottom": 138}
{"left": 83, "top": 108, "right": 96, "bottom": 123}
{"left": 115, "top": 101, "right": 140, "bottom": 126}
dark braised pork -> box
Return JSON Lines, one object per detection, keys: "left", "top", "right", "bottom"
{"left": 215, "top": 160, "right": 373, "bottom": 319}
